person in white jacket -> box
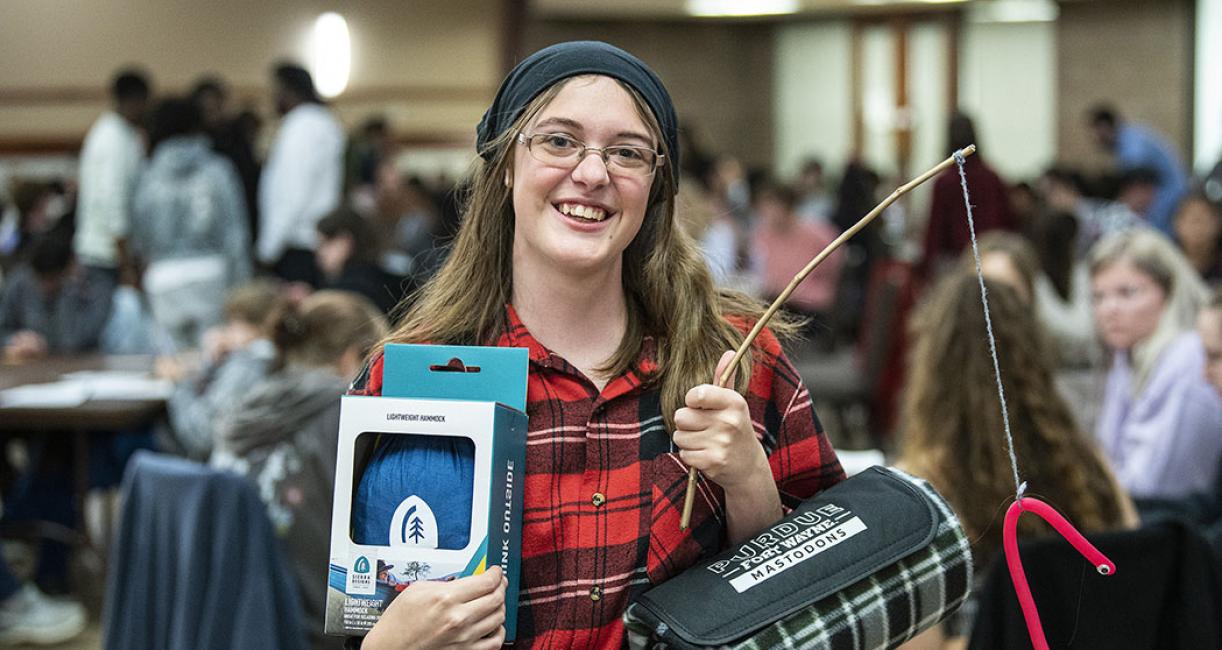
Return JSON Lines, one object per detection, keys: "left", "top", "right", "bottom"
{"left": 74, "top": 69, "right": 150, "bottom": 289}
{"left": 257, "top": 63, "right": 345, "bottom": 287}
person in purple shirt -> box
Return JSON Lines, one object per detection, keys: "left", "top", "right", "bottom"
{"left": 1091, "top": 229, "right": 1221, "bottom": 499}
{"left": 1089, "top": 105, "right": 1188, "bottom": 237}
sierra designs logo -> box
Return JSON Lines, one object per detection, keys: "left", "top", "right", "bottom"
{"left": 346, "top": 555, "right": 375, "bottom": 595}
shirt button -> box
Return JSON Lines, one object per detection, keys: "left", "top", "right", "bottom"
{"left": 591, "top": 492, "right": 606, "bottom": 507}
{"left": 590, "top": 585, "right": 602, "bottom": 601}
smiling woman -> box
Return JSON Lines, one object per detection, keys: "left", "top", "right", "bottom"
{"left": 347, "top": 41, "right": 845, "bottom": 649}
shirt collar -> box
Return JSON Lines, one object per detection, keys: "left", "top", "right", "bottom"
{"left": 500, "top": 303, "right": 658, "bottom": 389}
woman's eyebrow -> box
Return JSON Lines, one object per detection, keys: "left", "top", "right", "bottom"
{"left": 534, "top": 117, "right": 582, "bottom": 132}
{"left": 534, "top": 116, "right": 653, "bottom": 145}
{"left": 615, "top": 130, "right": 653, "bottom": 145}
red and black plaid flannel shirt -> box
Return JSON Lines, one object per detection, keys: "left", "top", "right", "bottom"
{"left": 348, "top": 305, "right": 845, "bottom": 648}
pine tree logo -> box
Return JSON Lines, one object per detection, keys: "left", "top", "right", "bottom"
{"left": 406, "top": 506, "right": 426, "bottom": 543}
{"left": 389, "top": 495, "right": 439, "bottom": 548}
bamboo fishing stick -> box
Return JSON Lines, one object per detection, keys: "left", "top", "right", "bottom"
{"left": 679, "top": 144, "right": 977, "bottom": 530}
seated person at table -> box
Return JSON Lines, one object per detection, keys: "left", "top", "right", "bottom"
{"left": 211, "top": 290, "right": 387, "bottom": 650}
{"left": 0, "top": 231, "right": 112, "bottom": 361}
{"left": 314, "top": 207, "right": 404, "bottom": 315}
{"left": 159, "top": 279, "right": 285, "bottom": 460}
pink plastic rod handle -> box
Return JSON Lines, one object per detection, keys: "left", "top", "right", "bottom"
{"left": 1003, "top": 497, "right": 1118, "bottom": 650}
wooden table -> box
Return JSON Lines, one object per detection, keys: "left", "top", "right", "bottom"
{"left": 0, "top": 354, "right": 166, "bottom": 551}
{"left": 0, "top": 355, "right": 165, "bottom": 430}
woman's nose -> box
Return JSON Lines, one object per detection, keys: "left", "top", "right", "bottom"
{"left": 570, "top": 149, "right": 610, "bottom": 186}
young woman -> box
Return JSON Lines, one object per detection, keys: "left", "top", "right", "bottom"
{"left": 896, "top": 270, "right": 1136, "bottom": 649}
{"left": 350, "top": 41, "right": 845, "bottom": 649}
{"left": 1091, "top": 229, "right": 1222, "bottom": 499}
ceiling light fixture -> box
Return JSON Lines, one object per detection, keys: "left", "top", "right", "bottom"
{"left": 311, "top": 12, "right": 351, "bottom": 98}
{"left": 687, "top": 0, "right": 799, "bottom": 17}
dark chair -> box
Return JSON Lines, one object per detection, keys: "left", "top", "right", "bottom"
{"left": 794, "top": 260, "right": 907, "bottom": 448}
{"left": 967, "top": 520, "right": 1222, "bottom": 649}
{"left": 102, "top": 451, "right": 306, "bottom": 650}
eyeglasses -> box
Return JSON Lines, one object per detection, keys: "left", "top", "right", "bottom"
{"left": 517, "top": 132, "right": 663, "bottom": 177}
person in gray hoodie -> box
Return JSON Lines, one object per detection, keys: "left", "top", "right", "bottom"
{"left": 212, "top": 290, "right": 387, "bottom": 650}
{"left": 160, "top": 279, "right": 285, "bottom": 459}
{"left": 129, "top": 96, "right": 251, "bottom": 350}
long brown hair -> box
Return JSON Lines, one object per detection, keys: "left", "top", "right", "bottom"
{"left": 898, "top": 271, "right": 1129, "bottom": 570}
{"left": 382, "top": 76, "right": 791, "bottom": 429}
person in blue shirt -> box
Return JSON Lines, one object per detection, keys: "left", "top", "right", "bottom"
{"left": 1088, "top": 104, "right": 1188, "bottom": 236}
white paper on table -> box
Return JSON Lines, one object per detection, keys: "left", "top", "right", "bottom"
{"left": 0, "top": 381, "right": 90, "bottom": 408}
{"left": 60, "top": 370, "right": 173, "bottom": 401}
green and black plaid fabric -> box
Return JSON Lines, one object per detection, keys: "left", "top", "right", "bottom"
{"left": 624, "top": 469, "right": 972, "bottom": 650}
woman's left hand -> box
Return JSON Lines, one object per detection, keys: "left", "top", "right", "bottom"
{"left": 672, "top": 351, "right": 772, "bottom": 490}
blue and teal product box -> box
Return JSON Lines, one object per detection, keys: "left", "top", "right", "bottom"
{"left": 326, "top": 345, "right": 528, "bottom": 640}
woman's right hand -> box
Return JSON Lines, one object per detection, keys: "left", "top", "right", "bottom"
{"left": 362, "top": 566, "right": 507, "bottom": 650}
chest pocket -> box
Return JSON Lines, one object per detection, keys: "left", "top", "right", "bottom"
{"left": 645, "top": 451, "right": 725, "bottom": 585}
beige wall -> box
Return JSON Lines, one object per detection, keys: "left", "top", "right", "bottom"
{"left": 524, "top": 20, "right": 776, "bottom": 169}
{"left": 0, "top": 0, "right": 500, "bottom": 146}
{"left": 1056, "top": 0, "right": 1194, "bottom": 172}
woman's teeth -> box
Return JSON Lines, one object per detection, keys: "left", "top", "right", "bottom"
{"left": 557, "top": 203, "right": 608, "bottom": 222}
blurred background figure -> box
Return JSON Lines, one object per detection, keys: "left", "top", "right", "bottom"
{"left": 158, "top": 279, "right": 285, "bottom": 460}
{"left": 129, "top": 97, "right": 251, "bottom": 351}
{"left": 750, "top": 179, "right": 843, "bottom": 349}
{"left": 74, "top": 68, "right": 150, "bottom": 292}
{"left": 1041, "top": 166, "right": 1141, "bottom": 258}
{"left": 1088, "top": 104, "right": 1188, "bottom": 237}
{"left": 794, "top": 157, "right": 833, "bottom": 221}
{"left": 829, "top": 159, "right": 884, "bottom": 344}
{"left": 1202, "top": 291, "right": 1222, "bottom": 394}
{"left": 0, "top": 180, "right": 73, "bottom": 274}
{"left": 1090, "top": 230, "right": 1222, "bottom": 500}
{"left": 257, "top": 63, "right": 345, "bottom": 288}
{"left": 345, "top": 115, "right": 394, "bottom": 196}
{"left": 211, "top": 290, "right": 387, "bottom": 650}
{"left": 191, "top": 76, "right": 262, "bottom": 244}
{"left": 921, "top": 111, "right": 1014, "bottom": 279}
{"left": 314, "top": 207, "right": 404, "bottom": 314}
{"left": 1173, "top": 191, "right": 1222, "bottom": 285}
{"left": 1, "top": 231, "right": 111, "bottom": 362}
{"left": 896, "top": 269, "right": 1137, "bottom": 647}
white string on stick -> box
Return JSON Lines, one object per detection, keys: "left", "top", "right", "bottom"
{"left": 953, "top": 151, "right": 1026, "bottom": 500}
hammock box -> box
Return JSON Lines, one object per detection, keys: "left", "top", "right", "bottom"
{"left": 325, "top": 344, "right": 529, "bottom": 640}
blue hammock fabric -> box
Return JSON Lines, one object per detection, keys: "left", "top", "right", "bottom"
{"left": 351, "top": 435, "right": 475, "bottom": 550}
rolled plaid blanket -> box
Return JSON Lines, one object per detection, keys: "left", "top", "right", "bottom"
{"left": 624, "top": 467, "right": 972, "bottom": 649}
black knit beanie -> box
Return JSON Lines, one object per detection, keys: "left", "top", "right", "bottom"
{"left": 476, "top": 41, "right": 680, "bottom": 190}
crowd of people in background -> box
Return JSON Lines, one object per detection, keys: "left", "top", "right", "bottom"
{"left": 0, "top": 58, "right": 1220, "bottom": 648}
